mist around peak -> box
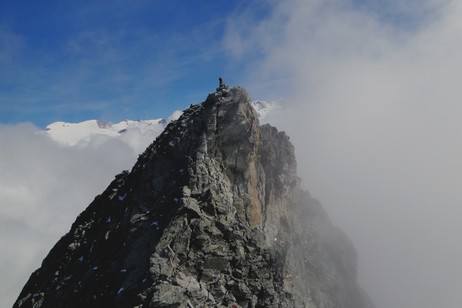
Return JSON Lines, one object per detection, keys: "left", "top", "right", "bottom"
{"left": 223, "top": 1, "right": 462, "bottom": 307}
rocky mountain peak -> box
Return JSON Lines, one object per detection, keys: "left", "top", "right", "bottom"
{"left": 15, "top": 86, "right": 374, "bottom": 307}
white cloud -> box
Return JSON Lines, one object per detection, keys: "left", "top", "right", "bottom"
{"left": 167, "top": 110, "right": 183, "bottom": 122}
{"left": 0, "top": 123, "right": 149, "bottom": 307}
{"left": 225, "top": 0, "right": 462, "bottom": 307}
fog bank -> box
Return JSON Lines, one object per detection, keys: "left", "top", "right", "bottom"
{"left": 225, "top": 1, "right": 462, "bottom": 307}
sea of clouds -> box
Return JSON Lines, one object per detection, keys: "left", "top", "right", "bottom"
{"left": 0, "top": 122, "right": 151, "bottom": 307}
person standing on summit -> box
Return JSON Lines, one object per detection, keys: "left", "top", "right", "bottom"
{"left": 219, "top": 76, "right": 223, "bottom": 87}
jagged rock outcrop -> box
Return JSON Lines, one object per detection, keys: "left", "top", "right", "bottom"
{"left": 15, "top": 86, "right": 374, "bottom": 308}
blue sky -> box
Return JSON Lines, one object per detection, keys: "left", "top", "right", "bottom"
{"left": 0, "top": 0, "right": 437, "bottom": 128}
{"left": 0, "top": 1, "right": 272, "bottom": 127}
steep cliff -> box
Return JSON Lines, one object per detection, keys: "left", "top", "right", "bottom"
{"left": 15, "top": 86, "right": 374, "bottom": 307}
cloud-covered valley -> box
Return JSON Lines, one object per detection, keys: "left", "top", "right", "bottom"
{"left": 0, "top": 123, "right": 154, "bottom": 307}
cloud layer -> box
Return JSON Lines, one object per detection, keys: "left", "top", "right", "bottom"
{"left": 225, "top": 1, "right": 462, "bottom": 307}
{"left": 0, "top": 123, "right": 154, "bottom": 307}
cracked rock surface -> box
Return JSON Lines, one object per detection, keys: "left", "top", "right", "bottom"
{"left": 15, "top": 86, "right": 374, "bottom": 308}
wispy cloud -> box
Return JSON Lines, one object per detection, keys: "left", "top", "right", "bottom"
{"left": 0, "top": 26, "right": 24, "bottom": 64}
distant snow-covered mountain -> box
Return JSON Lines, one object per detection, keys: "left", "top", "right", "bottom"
{"left": 45, "top": 101, "right": 278, "bottom": 147}
{"left": 46, "top": 119, "right": 168, "bottom": 147}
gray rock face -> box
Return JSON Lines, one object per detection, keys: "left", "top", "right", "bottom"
{"left": 14, "top": 86, "right": 374, "bottom": 308}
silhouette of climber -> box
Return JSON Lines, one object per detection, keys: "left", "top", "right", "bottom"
{"left": 219, "top": 76, "right": 223, "bottom": 88}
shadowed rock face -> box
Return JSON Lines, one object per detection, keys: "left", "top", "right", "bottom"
{"left": 15, "top": 86, "right": 374, "bottom": 308}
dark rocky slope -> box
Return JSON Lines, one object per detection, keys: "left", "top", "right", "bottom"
{"left": 15, "top": 86, "right": 374, "bottom": 308}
